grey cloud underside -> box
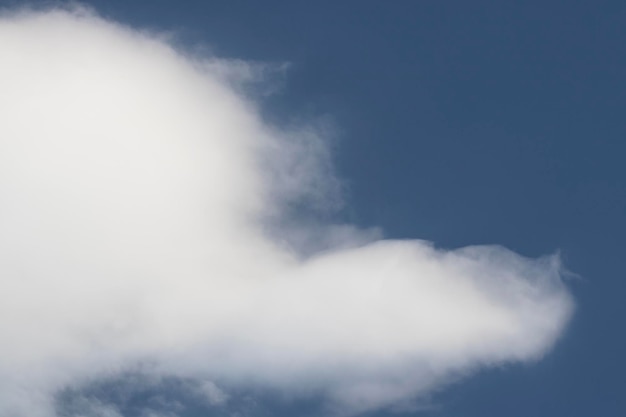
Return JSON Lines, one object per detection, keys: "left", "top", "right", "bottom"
{"left": 0, "top": 8, "right": 574, "bottom": 417}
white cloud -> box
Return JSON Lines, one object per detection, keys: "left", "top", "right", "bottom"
{"left": 0, "top": 7, "right": 574, "bottom": 417}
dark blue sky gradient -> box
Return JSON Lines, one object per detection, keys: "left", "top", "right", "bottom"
{"left": 27, "top": 1, "right": 626, "bottom": 415}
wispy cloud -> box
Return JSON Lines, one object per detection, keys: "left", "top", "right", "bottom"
{"left": 0, "top": 7, "right": 574, "bottom": 417}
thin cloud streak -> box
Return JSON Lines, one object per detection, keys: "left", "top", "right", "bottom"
{"left": 0, "top": 8, "right": 574, "bottom": 417}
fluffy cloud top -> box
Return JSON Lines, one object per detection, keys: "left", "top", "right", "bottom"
{"left": 0, "top": 8, "right": 574, "bottom": 417}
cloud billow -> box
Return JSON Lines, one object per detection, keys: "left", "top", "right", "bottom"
{"left": 0, "top": 8, "right": 574, "bottom": 417}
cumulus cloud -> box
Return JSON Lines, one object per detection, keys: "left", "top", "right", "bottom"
{"left": 0, "top": 7, "right": 574, "bottom": 417}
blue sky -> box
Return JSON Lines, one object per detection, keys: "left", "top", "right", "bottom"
{"left": 2, "top": 1, "right": 625, "bottom": 416}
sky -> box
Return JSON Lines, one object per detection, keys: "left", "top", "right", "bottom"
{"left": 0, "top": 1, "right": 624, "bottom": 417}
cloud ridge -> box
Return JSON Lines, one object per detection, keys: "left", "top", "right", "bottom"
{"left": 0, "top": 8, "right": 574, "bottom": 417}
